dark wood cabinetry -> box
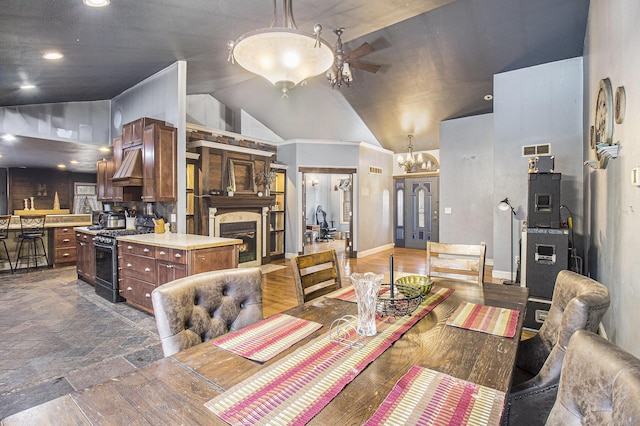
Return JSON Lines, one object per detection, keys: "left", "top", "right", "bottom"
{"left": 49, "top": 227, "right": 77, "bottom": 267}
{"left": 97, "top": 136, "right": 123, "bottom": 202}
{"left": 75, "top": 230, "right": 95, "bottom": 285}
{"left": 122, "top": 117, "right": 164, "bottom": 149}
{"left": 119, "top": 240, "right": 238, "bottom": 314}
{"left": 269, "top": 167, "right": 287, "bottom": 260}
{"left": 142, "top": 123, "right": 177, "bottom": 202}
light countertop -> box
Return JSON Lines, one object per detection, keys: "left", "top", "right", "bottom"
{"left": 116, "top": 233, "right": 243, "bottom": 250}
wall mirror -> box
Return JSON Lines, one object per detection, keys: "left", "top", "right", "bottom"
{"left": 228, "top": 159, "right": 257, "bottom": 194}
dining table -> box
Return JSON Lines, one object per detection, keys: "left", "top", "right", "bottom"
{"left": 2, "top": 278, "right": 529, "bottom": 426}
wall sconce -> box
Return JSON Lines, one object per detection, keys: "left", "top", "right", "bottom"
{"left": 311, "top": 179, "right": 319, "bottom": 187}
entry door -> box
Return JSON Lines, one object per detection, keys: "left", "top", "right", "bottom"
{"left": 404, "top": 177, "right": 439, "bottom": 249}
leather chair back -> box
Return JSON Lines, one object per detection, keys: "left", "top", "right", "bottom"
{"left": 547, "top": 330, "right": 640, "bottom": 425}
{"left": 516, "top": 270, "right": 610, "bottom": 382}
{"left": 152, "top": 267, "right": 263, "bottom": 357}
{"left": 502, "top": 270, "right": 610, "bottom": 425}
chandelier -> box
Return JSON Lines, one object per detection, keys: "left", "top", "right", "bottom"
{"left": 397, "top": 135, "right": 433, "bottom": 173}
{"left": 326, "top": 28, "right": 353, "bottom": 89}
{"left": 227, "top": 0, "right": 335, "bottom": 98}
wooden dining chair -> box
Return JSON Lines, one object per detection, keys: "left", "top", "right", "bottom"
{"left": 292, "top": 249, "right": 343, "bottom": 305}
{"left": 426, "top": 241, "right": 486, "bottom": 284}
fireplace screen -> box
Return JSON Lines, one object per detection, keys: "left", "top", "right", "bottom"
{"left": 220, "top": 221, "right": 257, "bottom": 264}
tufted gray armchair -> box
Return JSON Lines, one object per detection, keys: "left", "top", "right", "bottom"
{"left": 502, "top": 270, "right": 610, "bottom": 425}
{"left": 546, "top": 330, "right": 640, "bottom": 425}
{"left": 152, "top": 267, "right": 263, "bottom": 357}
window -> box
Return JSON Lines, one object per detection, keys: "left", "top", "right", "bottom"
{"left": 397, "top": 189, "right": 404, "bottom": 227}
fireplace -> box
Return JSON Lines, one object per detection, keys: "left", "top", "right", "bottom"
{"left": 209, "top": 207, "right": 269, "bottom": 268}
{"left": 220, "top": 221, "right": 256, "bottom": 264}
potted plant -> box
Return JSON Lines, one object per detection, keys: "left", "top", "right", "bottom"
{"left": 227, "top": 186, "right": 235, "bottom": 197}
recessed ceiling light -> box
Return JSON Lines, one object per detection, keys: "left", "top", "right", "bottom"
{"left": 57, "top": 164, "right": 67, "bottom": 169}
{"left": 484, "top": 94, "right": 493, "bottom": 101}
{"left": 20, "top": 84, "right": 36, "bottom": 90}
{"left": 83, "top": 0, "right": 110, "bottom": 7}
{"left": 43, "top": 52, "right": 64, "bottom": 60}
{"left": 99, "top": 146, "right": 111, "bottom": 153}
{"left": 70, "top": 160, "right": 79, "bottom": 164}
{"left": 2, "top": 134, "right": 16, "bottom": 141}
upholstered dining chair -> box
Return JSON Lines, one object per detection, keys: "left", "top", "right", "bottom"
{"left": 546, "top": 330, "right": 640, "bottom": 425}
{"left": 292, "top": 249, "right": 342, "bottom": 305}
{"left": 501, "top": 270, "right": 610, "bottom": 425}
{"left": 151, "top": 267, "right": 263, "bottom": 357}
{"left": 426, "top": 241, "right": 486, "bottom": 284}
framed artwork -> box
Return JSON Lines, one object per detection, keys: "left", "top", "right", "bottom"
{"left": 228, "top": 159, "right": 257, "bottom": 194}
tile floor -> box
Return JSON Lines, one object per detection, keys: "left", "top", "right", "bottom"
{"left": 0, "top": 267, "right": 163, "bottom": 419}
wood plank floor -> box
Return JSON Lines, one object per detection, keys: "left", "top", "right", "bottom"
{"left": 262, "top": 240, "right": 502, "bottom": 318}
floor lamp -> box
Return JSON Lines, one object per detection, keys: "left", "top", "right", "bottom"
{"left": 498, "top": 197, "right": 516, "bottom": 285}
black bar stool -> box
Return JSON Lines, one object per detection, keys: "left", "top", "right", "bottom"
{"left": 0, "top": 215, "right": 14, "bottom": 273}
{"left": 14, "top": 215, "right": 48, "bottom": 272}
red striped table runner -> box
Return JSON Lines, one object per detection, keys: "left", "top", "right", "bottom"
{"left": 446, "top": 302, "right": 520, "bottom": 338}
{"left": 365, "top": 365, "right": 506, "bottom": 425}
{"left": 212, "top": 313, "right": 322, "bottom": 362}
{"left": 205, "top": 287, "right": 454, "bottom": 425}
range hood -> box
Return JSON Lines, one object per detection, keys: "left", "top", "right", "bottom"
{"left": 112, "top": 149, "right": 143, "bottom": 186}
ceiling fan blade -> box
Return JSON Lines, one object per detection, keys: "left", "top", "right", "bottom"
{"left": 347, "top": 42, "right": 375, "bottom": 60}
{"left": 350, "top": 61, "right": 381, "bottom": 74}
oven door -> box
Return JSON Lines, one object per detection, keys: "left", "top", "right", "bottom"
{"left": 95, "top": 242, "right": 115, "bottom": 285}
{"left": 94, "top": 242, "right": 124, "bottom": 302}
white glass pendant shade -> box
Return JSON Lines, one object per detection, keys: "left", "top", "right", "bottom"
{"left": 233, "top": 29, "right": 334, "bottom": 90}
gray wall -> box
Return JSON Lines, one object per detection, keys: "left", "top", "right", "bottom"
{"left": 584, "top": 0, "right": 640, "bottom": 356}
{"left": 439, "top": 114, "right": 495, "bottom": 260}
{"left": 357, "top": 144, "right": 395, "bottom": 255}
{"left": 493, "top": 58, "right": 584, "bottom": 280}
{"left": 277, "top": 141, "right": 393, "bottom": 257}
{"left": 111, "top": 61, "right": 187, "bottom": 232}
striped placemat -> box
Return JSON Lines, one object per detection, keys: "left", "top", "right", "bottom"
{"left": 212, "top": 313, "right": 323, "bottom": 362}
{"left": 205, "top": 287, "right": 454, "bottom": 425}
{"left": 446, "top": 302, "right": 519, "bottom": 338}
{"left": 365, "top": 365, "right": 506, "bottom": 426}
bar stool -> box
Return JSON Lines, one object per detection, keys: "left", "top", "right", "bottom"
{"left": 0, "top": 215, "right": 14, "bottom": 273}
{"left": 14, "top": 215, "right": 48, "bottom": 272}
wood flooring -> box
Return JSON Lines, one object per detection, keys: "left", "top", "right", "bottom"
{"left": 262, "top": 240, "right": 502, "bottom": 318}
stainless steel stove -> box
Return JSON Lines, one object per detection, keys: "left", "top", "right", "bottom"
{"left": 94, "top": 216, "right": 155, "bottom": 303}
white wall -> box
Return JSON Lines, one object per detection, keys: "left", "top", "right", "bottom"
{"left": 439, "top": 114, "right": 495, "bottom": 261}
{"left": 493, "top": 58, "right": 584, "bottom": 280}
{"left": 584, "top": 0, "right": 640, "bottom": 357}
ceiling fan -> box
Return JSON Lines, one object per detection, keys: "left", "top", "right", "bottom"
{"left": 327, "top": 28, "right": 380, "bottom": 88}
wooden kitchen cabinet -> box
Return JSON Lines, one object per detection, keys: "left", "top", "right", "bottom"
{"left": 96, "top": 136, "right": 123, "bottom": 202}
{"left": 49, "top": 227, "right": 77, "bottom": 267}
{"left": 118, "top": 240, "right": 238, "bottom": 314}
{"left": 75, "top": 230, "right": 96, "bottom": 285}
{"left": 141, "top": 123, "right": 177, "bottom": 202}
{"left": 122, "top": 117, "right": 164, "bottom": 148}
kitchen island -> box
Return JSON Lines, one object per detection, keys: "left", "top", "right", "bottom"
{"left": 1, "top": 214, "right": 92, "bottom": 272}
{"left": 116, "top": 233, "right": 242, "bottom": 314}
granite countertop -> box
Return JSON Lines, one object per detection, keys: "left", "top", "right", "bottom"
{"left": 116, "top": 233, "right": 243, "bottom": 250}
{"left": 7, "top": 215, "right": 92, "bottom": 230}
{"left": 73, "top": 226, "right": 102, "bottom": 236}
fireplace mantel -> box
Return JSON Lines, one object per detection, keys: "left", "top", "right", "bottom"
{"left": 205, "top": 195, "right": 275, "bottom": 210}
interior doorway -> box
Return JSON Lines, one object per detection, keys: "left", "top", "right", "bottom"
{"left": 300, "top": 167, "right": 356, "bottom": 258}
{"left": 394, "top": 176, "right": 440, "bottom": 249}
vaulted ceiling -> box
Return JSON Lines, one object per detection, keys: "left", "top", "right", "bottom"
{"left": 0, "top": 0, "right": 589, "bottom": 172}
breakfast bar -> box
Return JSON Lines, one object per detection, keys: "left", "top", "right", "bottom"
{"left": 2, "top": 279, "right": 529, "bottom": 425}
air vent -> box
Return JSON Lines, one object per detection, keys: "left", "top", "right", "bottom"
{"left": 369, "top": 166, "right": 382, "bottom": 175}
{"left": 522, "top": 144, "right": 551, "bottom": 157}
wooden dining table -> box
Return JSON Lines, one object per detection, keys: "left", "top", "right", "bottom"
{"left": 3, "top": 279, "right": 529, "bottom": 426}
